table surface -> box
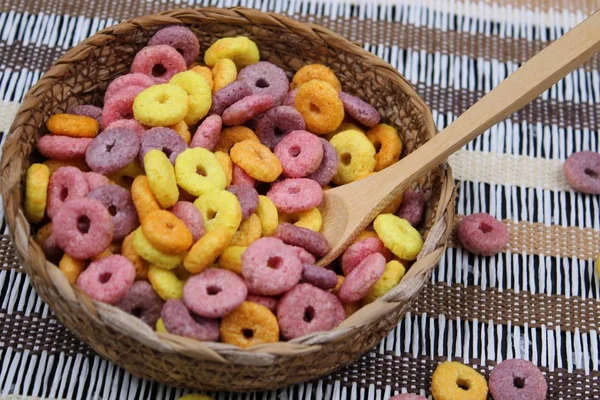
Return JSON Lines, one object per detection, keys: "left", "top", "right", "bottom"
{"left": 1, "top": 0, "right": 600, "bottom": 399}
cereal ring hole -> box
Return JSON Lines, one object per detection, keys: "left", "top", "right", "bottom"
{"left": 196, "top": 166, "right": 207, "bottom": 177}
{"left": 98, "top": 272, "right": 112, "bottom": 284}
{"left": 303, "top": 306, "right": 315, "bottom": 322}
{"left": 131, "top": 307, "right": 144, "bottom": 318}
{"left": 77, "top": 215, "right": 91, "bottom": 234}
{"left": 513, "top": 376, "right": 525, "bottom": 389}
{"left": 372, "top": 140, "right": 382, "bottom": 152}
{"left": 341, "top": 153, "right": 352, "bottom": 166}
{"left": 59, "top": 187, "right": 69, "bottom": 201}
{"left": 206, "top": 209, "right": 217, "bottom": 220}
{"left": 105, "top": 140, "right": 116, "bottom": 152}
{"left": 585, "top": 168, "right": 598, "bottom": 178}
{"left": 478, "top": 222, "right": 493, "bottom": 234}
{"left": 456, "top": 378, "right": 470, "bottom": 391}
{"left": 152, "top": 64, "right": 167, "bottom": 78}
{"left": 108, "top": 204, "right": 117, "bottom": 216}
{"left": 309, "top": 103, "right": 320, "bottom": 114}
{"left": 288, "top": 146, "right": 301, "bottom": 157}
{"left": 267, "top": 256, "right": 283, "bottom": 269}
{"left": 287, "top": 186, "right": 300, "bottom": 194}
{"left": 274, "top": 127, "right": 286, "bottom": 137}
{"left": 206, "top": 285, "right": 222, "bottom": 295}
{"left": 255, "top": 78, "right": 270, "bottom": 88}
{"left": 242, "top": 328, "right": 254, "bottom": 339}
{"left": 161, "top": 147, "right": 173, "bottom": 158}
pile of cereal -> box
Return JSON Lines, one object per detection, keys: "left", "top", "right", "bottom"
{"left": 25, "top": 26, "right": 435, "bottom": 347}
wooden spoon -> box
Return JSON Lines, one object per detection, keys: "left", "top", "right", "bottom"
{"left": 317, "top": 11, "right": 600, "bottom": 266}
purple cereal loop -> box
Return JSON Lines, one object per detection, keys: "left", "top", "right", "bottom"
{"left": 238, "top": 62, "right": 290, "bottom": 105}
{"left": 36, "top": 135, "right": 93, "bottom": 160}
{"left": 105, "top": 119, "right": 146, "bottom": 138}
{"left": 222, "top": 94, "right": 275, "bottom": 126}
{"left": 266, "top": 178, "right": 323, "bottom": 213}
{"left": 116, "top": 281, "right": 163, "bottom": 326}
{"left": 301, "top": 263, "right": 338, "bottom": 290}
{"left": 88, "top": 184, "right": 138, "bottom": 241}
{"left": 396, "top": 189, "right": 426, "bottom": 227}
{"left": 104, "top": 73, "right": 155, "bottom": 103}
{"left": 241, "top": 237, "right": 303, "bottom": 296}
{"left": 273, "top": 223, "right": 330, "bottom": 257}
{"left": 102, "top": 85, "right": 146, "bottom": 127}
{"left": 246, "top": 294, "right": 278, "bottom": 313}
{"left": 282, "top": 89, "right": 298, "bottom": 107}
{"left": 563, "top": 151, "right": 600, "bottom": 194}
{"left": 338, "top": 252, "right": 386, "bottom": 303}
{"left": 210, "top": 81, "right": 252, "bottom": 116}
{"left": 456, "top": 213, "right": 509, "bottom": 256}
{"left": 190, "top": 115, "right": 222, "bottom": 151}
{"left": 46, "top": 166, "right": 90, "bottom": 219}
{"left": 276, "top": 283, "right": 344, "bottom": 339}
{"left": 255, "top": 106, "right": 306, "bottom": 149}
{"left": 169, "top": 201, "right": 205, "bottom": 242}
{"left": 489, "top": 359, "right": 547, "bottom": 400}
{"left": 307, "top": 138, "right": 340, "bottom": 186}
{"left": 338, "top": 92, "right": 381, "bottom": 128}
{"left": 148, "top": 26, "right": 200, "bottom": 66}
{"left": 161, "top": 299, "right": 220, "bottom": 341}
{"left": 139, "top": 127, "right": 187, "bottom": 165}
{"left": 52, "top": 198, "right": 114, "bottom": 259}
{"left": 226, "top": 184, "right": 259, "bottom": 221}
{"left": 77, "top": 255, "right": 135, "bottom": 304}
{"left": 274, "top": 130, "right": 323, "bottom": 178}
{"left": 131, "top": 45, "right": 187, "bottom": 83}
{"left": 183, "top": 268, "right": 248, "bottom": 318}
{"left": 68, "top": 105, "right": 103, "bottom": 129}
{"left": 85, "top": 127, "right": 140, "bottom": 175}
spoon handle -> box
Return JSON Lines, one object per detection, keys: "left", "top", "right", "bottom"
{"left": 367, "top": 10, "right": 600, "bottom": 207}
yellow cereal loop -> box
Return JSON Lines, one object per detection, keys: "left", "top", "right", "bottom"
{"left": 204, "top": 36, "right": 260, "bottom": 69}
{"left": 278, "top": 208, "right": 322, "bottom": 232}
{"left": 330, "top": 130, "right": 376, "bottom": 185}
{"left": 362, "top": 260, "right": 406, "bottom": 304}
{"left": 366, "top": 123, "right": 403, "bottom": 171}
{"left": 34, "top": 223, "right": 53, "bottom": 247}
{"left": 291, "top": 64, "right": 342, "bottom": 92}
{"left": 190, "top": 65, "right": 214, "bottom": 89}
{"left": 169, "top": 120, "right": 191, "bottom": 145}
{"left": 148, "top": 265, "right": 184, "bottom": 300}
{"left": 178, "top": 394, "right": 213, "bottom": 400}
{"left": 295, "top": 80, "right": 344, "bottom": 135}
{"left": 214, "top": 126, "right": 259, "bottom": 153}
{"left": 230, "top": 214, "right": 262, "bottom": 246}
{"left": 107, "top": 159, "right": 143, "bottom": 189}
{"left": 218, "top": 245, "right": 247, "bottom": 275}
{"left": 47, "top": 114, "right": 99, "bottom": 138}
{"left": 142, "top": 210, "right": 193, "bottom": 254}
{"left": 214, "top": 151, "right": 233, "bottom": 186}
{"left": 184, "top": 228, "right": 232, "bottom": 274}
{"left": 133, "top": 83, "right": 189, "bottom": 127}
{"left": 220, "top": 301, "right": 279, "bottom": 348}
{"left": 131, "top": 175, "right": 161, "bottom": 222}
{"left": 156, "top": 317, "right": 167, "bottom": 333}
{"left": 256, "top": 195, "right": 278, "bottom": 236}
{"left": 170, "top": 71, "right": 212, "bottom": 125}
{"left": 194, "top": 189, "right": 242, "bottom": 233}
{"left": 122, "top": 230, "right": 149, "bottom": 280}
{"left": 58, "top": 254, "right": 86, "bottom": 285}
{"left": 25, "top": 163, "right": 50, "bottom": 223}
{"left": 212, "top": 58, "right": 237, "bottom": 93}
{"left": 43, "top": 158, "right": 90, "bottom": 175}
{"left": 133, "top": 228, "right": 183, "bottom": 270}
{"left": 431, "top": 361, "right": 488, "bottom": 400}
{"left": 175, "top": 148, "right": 226, "bottom": 197}
{"left": 144, "top": 149, "right": 179, "bottom": 208}
{"left": 373, "top": 214, "right": 423, "bottom": 261}
{"left": 230, "top": 140, "right": 282, "bottom": 182}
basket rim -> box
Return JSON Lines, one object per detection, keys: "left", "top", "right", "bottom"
{"left": 0, "top": 7, "right": 456, "bottom": 366}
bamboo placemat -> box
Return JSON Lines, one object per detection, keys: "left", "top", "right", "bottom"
{"left": 1, "top": 1, "right": 599, "bottom": 399}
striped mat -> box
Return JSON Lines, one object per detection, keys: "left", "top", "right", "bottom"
{"left": 1, "top": 0, "right": 600, "bottom": 399}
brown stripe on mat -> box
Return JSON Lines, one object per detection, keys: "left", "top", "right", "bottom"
{"left": 0, "top": 235, "right": 22, "bottom": 272}
{"left": 413, "top": 282, "right": 600, "bottom": 332}
{"left": 449, "top": 216, "right": 600, "bottom": 260}
{"left": 326, "top": 351, "right": 600, "bottom": 398}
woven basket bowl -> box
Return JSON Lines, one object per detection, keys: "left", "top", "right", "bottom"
{"left": 1, "top": 8, "right": 455, "bottom": 391}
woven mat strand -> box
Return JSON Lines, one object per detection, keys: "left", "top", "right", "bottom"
{"left": 1, "top": 1, "right": 600, "bottom": 399}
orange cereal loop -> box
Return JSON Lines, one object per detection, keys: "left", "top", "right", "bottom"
{"left": 43, "top": 158, "right": 90, "bottom": 175}
{"left": 190, "top": 65, "right": 214, "bottom": 89}
{"left": 214, "top": 126, "right": 259, "bottom": 153}
{"left": 381, "top": 192, "right": 404, "bottom": 214}
{"left": 184, "top": 228, "right": 232, "bottom": 274}
{"left": 230, "top": 140, "right": 282, "bottom": 182}
{"left": 34, "top": 223, "right": 53, "bottom": 247}
{"left": 121, "top": 231, "right": 149, "bottom": 280}
{"left": 47, "top": 114, "right": 99, "bottom": 138}
{"left": 169, "top": 120, "right": 191, "bottom": 145}
{"left": 220, "top": 301, "right": 279, "bottom": 348}
{"left": 295, "top": 80, "right": 344, "bottom": 135}
{"left": 431, "top": 361, "right": 488, "bottom": 400}
{"left": 131, "top": 175, "right": 161, "bottom": 222}
{"left": 291, "top": 64, "right": 342, "bottom": 92}
{"left": 366, "top": 123, "right": 403, "bottom": 171}
{"left": 344, "top": 302, "right": 361, "bottom": 317}
{"left": 212, "top": 58, "right": 237, "bottom": 93}
{"left": 142, "top": 210, "right": 193, "bottom": 254}
{"left": 214, "top": 151, "right": 233, "bottom": 186}
{"left": 58, "top": 254, "right": 86, "bottom": 285}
